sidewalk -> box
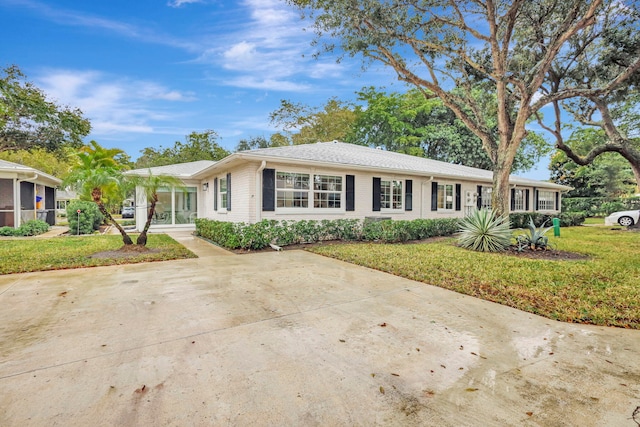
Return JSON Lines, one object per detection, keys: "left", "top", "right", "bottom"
{"left": 34, "top": 225, "right": 68, "bottom": 238}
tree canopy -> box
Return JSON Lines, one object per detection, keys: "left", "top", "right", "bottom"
{"left": 135, "top": 130, "right": 229, "bottom": 168}
{"left": 288, "top": 0, "right": 640, "bottom": 215}
{"left": 535, "top": 3, "right": 640, "bottom": 192}
{"left": 550, "top": 129, "right": 637, "bottom": 197}
{"left": 0, "top": 65, "right": 91, "bottom": 153}
{"left": 269, "top": 98, "right": 359, "bottom": 145}
{"left": 349, "top": 87, "right": 549, "bottom": 171}
{"left": 0, "top": 147, "right": 77, "bottom": 180}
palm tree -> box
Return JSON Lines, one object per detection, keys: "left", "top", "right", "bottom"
{"left": 64, "top": 141, "right": 134, "bottom": 245}
{"left": 131, "top": 171, "right": 185, "bottom": 246}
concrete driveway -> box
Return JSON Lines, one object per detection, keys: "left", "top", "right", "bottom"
{"left": 1, "top": 232, "right": 638, "bottom": 426}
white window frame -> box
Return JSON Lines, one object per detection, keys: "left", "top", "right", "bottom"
{"left": 538, "top": 190, "right": 555, "bottom": 211}
{"left": 313, "top": 174, "right": 343, "bottom": 209}
{"left": 513, "top": 189, "right": 525, "bottom": 211}
{"left": 380, "top": 179, "right": 403, "bottom": 210}
{"left": 480, "top": 186, "right": 492, "bottom": 210}
{"left": 276, "top": 172, "right": 310, "bottom": 209}
{"left": 437, "top": 183, "right": 454, "bottom": 211}
{"left": 275, "top": 170, "right": 347, "bottom": 212}
{"left": 219, "top": 176, "right": 228, "bottom": 210}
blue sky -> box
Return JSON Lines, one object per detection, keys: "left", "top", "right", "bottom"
{"left": 0, "top": 0, "right": 551, "bottom": 179}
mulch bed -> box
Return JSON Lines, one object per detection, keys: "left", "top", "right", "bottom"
{"left": 90, "top": 246, "right": 159, "bottom": 259}
{"left": 503, "top": 245, "right": 590, "bottom": 261}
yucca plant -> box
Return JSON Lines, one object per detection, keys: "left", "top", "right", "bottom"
{"left": 457, "top": 209, "right": 512, "bottom": 252}
{"left": 516, "top": 217, "right": 554, "bottom": 251}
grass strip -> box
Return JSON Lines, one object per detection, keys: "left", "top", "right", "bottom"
{"left": 0, "top": 234, "right": 197, "bottom": 275}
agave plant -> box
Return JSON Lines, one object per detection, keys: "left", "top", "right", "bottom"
{"left": 457, "top": 209, "right": 512, "bottom": 252}
{"left": 516, "top": 217, "right": 554, "bottom": 251}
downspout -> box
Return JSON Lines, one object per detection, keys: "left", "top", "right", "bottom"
{"left": 255, "top": 161, "right": 267, "bottom": 223}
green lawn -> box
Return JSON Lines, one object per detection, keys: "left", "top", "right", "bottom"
{"left": 0, "top": 234, "right": 197, "bottom": 275}
{"left": 583, "top": 217, "right": 605, "bottom": 225}
{"left": 309, "top": 227, "right": 640, "bottom": 329}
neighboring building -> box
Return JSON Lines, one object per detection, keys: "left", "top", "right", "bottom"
{"left": 55, "top": 189, "right": 77, "bottom": 214}
{"left": 0, "top": 159, "right": 61, "bottom": 228}
{"left": 127, "top": 142, "right": 570, "bottom": 231}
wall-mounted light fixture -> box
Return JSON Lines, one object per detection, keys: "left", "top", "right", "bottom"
{"left": 202, "top": 182, "right": 209, "bottom": 191}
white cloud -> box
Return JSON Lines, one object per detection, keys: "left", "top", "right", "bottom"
{"left": 223, "top": 76, "right": 310, "bottom": 92}
{"left": 36, "top": 69, "right": 196, "bottom": 136}
{"left": 167, "top": 0, "right": 203, "bottom": 8}
{"left": 192, "top": 0, "right": 344, "bottom": 92}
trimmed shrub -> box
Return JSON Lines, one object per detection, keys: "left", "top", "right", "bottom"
{"left": 562, "top": 196, "right": 640, "bottom": 216}
{"left": 0, "top": 220, "right": 50, "bottom": 237}
{"left": 17, "top": 220, "right": 50, "bottom": 236}
{"left": 557, "top": 212, "right": 587, "bottom": 227}
{"left": 509, "top": 212, "right": 586, "bottom": 229}
{"left": 67, "top": 200, "right": 103, "bottom": 235}
{"left": 0, "top": 226, "right": 17, "bottom": 236}
{"left": 195, "top": 217, "right": 460, "bottom": 250}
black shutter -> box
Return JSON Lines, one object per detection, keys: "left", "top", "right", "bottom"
{"left": 455, "top": 184, "right": 461, "bottom": 211}
{"left": 555, "top": 192, "right": 559, "bottom": 211}
{"left": 346, "top": 175, "right": 355, "bottom": 211}
{"left": 431, "top": 181, "right": 438, "bottom": 211}
{"left": 262, "top": 168, "right": 275, "bottom": 211}
{"left": 226, "top": 173, "right": 231, "bottom": 211}
{"left": 476, "top": 185, "right": 483, "bottom": 209}
{"left": 534, "top": 188, "right": 539, "bottom": 211}
{"left": 213, "top": 178, "right": 218, "bottom": 211}
{"left": 525, "top": 189, "right": 530, "bottom": 211}
{"left": 405, "top": 179, "right": 413, "bottom": 211}
{"left": 372, "top": 177, "right": 381, "bottom": 211}
{"left": 510, "top": 188, "right": 516, "bottom": 211}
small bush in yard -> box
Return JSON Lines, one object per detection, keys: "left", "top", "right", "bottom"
{"left": 0, "top": 226, "right": 16, "bottom": 236}
{"left": 0, "top": 220, "right": 50, "bottom": 237}
{"left": 67, "top": 200, "right": 103, "bottom": 235}
{"left": 458, "top": 209, "right": 512, "bottom": 252}
{"left": 17, "top": 220, "right": 50, "bottom": 236}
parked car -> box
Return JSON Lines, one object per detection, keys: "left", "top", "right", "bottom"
{"left": 604, "top": 210, "right": 639, "bottom": 226}
{"left": 121, "top": 206, "right": 135, "bottom": 219}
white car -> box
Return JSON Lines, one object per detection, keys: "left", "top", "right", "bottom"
{"left": 604, "top": 210, "right": 640, "bottom": 226}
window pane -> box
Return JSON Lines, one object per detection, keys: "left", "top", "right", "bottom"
{"left": 438, "top": 184, "right": 454, "bottom": 210}
{"left": 392, "top": 180, "right": 402, "bottom": 209}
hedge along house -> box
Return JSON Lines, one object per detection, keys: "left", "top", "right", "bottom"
{"left": 127, "top": 142, "right": 570, "bottom": 232}
{"left": 0, "top": 159, "right": 61, "bottom": 228}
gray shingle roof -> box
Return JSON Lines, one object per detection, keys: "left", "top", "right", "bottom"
{"left": 241, "top": 141, "right": 568, "bottom": 189}
{"left": 0, "top": 159, "right": 62, "bottom": 185}
{"left": 126, "top": 160, "right": 216, "bottom": 178}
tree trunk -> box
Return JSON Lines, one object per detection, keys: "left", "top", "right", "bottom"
{"left": 627, "top": 156, "right": 640, "bottom": 195}
{"left": 92, "top": 187, "right": 133, "bottom": 246}
{"left": 136, "top": 194, "right": 158, "bottom": 246}
{"left": 491, "top": 135, "right": 521, "bottom": 217}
